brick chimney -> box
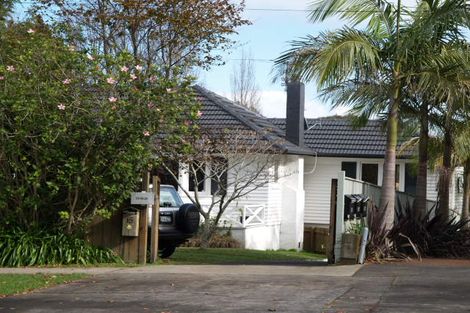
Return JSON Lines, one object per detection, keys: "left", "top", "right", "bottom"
{"left": 286, "top": 82, "right": 305, "bottom": 147}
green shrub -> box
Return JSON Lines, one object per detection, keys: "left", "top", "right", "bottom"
{"left": 0, "top": 228, "right": 122, "bottom": 266}
{"left": 366, "top": 200, "right": 470, "bottom": 262}
{"left": 183, "top": 228, "right": 241, "bottom": 248}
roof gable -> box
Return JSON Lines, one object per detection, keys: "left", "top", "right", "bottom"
{"left": 193, "top": 86, "right": 315, "bottom": 156}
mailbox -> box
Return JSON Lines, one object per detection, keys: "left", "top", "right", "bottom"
{"left": 122, "top": 209, "right": 139, "bottom": 237}
{"left": 344, "top": 194, "right": 370, "bottom": 220}
{"left": 357, "top": 195, "right": 370, "bottom": 218}
{"left": 344, "top": 194, "right": 358, "bottom": 220}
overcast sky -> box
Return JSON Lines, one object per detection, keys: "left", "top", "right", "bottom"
{"left": 199, "top": 0, "right": 418, "bottom": 118}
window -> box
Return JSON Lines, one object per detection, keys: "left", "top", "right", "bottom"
{"left": 404, "top": 163, "right": 417, "bottom": 195}
{"left": 361, "top": 163, "right": 378, "bottom": 185}
{"left": 341, "top": 162, "right": 357, "bottom": 179}
{"left": 189, "top": 163, "right": 206, "bottom": 192}
{"left": 456, "top": 175, "right": 464, "bottom": 194}
{"left": 211, "top": 158, "right": 228, "bottom": 196}
{"left": 160, "top": 186, "right": 183, "bottom": 208}
{"left": 395, "top": 164, "right": 400, "bottom": 190}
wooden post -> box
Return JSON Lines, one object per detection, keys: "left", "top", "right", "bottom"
{"left": 137, "top": 171, "right": 150, "bottom": 264}
{"left": 150, "top": 176, "right": 160, "bottom": 263}
{"left": 327, "top": 179, "right": 338, "bottom": 264}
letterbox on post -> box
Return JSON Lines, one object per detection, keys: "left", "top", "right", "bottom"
{"left": 359, "top": 195, "right": 370, "bottom": 218}
{"left": 122, "top": 209, "right": 140, "bottom": 237}
{"left": 344, "top": 194, "right": 358, "bottom": 220}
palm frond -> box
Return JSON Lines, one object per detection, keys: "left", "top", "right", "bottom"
{"left": 308, "top": 0, "right": 396, "bottom": 35}
{"left": 455, "top": 125, "right": 470, "bottom": 164}
{"left": 319, "top": 79, "right": 389, "bottom": 118}
{"left": 315, "top": 28, "right": 383, "bottom": 88}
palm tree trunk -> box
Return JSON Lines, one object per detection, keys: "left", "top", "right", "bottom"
{"left": 438, "top": 127, "right": 452, "bottom": 220}
{"left": 380, "top": 98, "right": 399, "bottom": 230}
{"left": 414, "top": 104, "right": 429, "bottom": 216}
{"left": 380, "top": 1, "right": 401, "bottom": 230}
{"left": 462, "top": 159, "right": 470, "bottom": 224}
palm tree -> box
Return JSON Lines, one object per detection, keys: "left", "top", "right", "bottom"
{"left": 275, "top": 0, "right": 470, "bottom": 227}
{"left": 455, "top": 125, "right": 470, "bottom": 222}
{"left": 275, "top": 0, "right": 408, "bottom": 229}
{"left": 402, "top": 0, "right": 470, "bottom": 217}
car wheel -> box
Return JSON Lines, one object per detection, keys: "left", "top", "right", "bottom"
{"left": 176, "top": 203, "right": 200, "bottom": 234}
{"left": 159, "top": 245, "right": 177, "bottom": 259}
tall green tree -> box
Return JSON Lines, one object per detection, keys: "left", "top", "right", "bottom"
{"left": 0, "top": 20, "right": 198, "bottom": 232}
{"left": 275, "top": 0, "right": 406, "bottom": 229}
{"left": 403, "top": 0, "right": 470, "bottom": 217}
{"left": 455, "top": 123, "right": 470, "bottom": 222}
{"left": 275, "top": 0, "right": 470, "bottom": 226}
{"left": 0, "top": 0, "right": 15, "bottom": 23}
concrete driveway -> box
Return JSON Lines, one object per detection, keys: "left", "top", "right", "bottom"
{"left": 1, "top": 261, "right": 470, "bottom": 313}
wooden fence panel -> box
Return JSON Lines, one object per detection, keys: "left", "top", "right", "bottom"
{"left": 303, "top": 227, "right": 329, "bottom": 254}
{"left": 87, "top": 208, "right": 142, "bottom": 263}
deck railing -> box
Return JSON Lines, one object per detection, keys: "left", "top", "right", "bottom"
{"left": 220, "top": 204, "right": 265, "bottom": 228}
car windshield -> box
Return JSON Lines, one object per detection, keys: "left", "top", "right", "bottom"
{"left": 160, "top": 186, "right": 183, "bottom": 208}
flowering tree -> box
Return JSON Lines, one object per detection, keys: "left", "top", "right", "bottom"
{"left": 0, "top": 21, "right": 198, "bottom": 233}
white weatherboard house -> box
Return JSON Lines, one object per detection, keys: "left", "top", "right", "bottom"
{"left": 169, "top": 84, "right": 464, "bottom": 251}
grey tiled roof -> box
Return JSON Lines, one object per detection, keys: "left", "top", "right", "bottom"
{"left": 193, "top": 85, "right": 315, "bottom": 156}
{"left": 268, "top": 117, "right": 413, "bottom": 158}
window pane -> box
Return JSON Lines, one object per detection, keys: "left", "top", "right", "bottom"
{"left": 405, "top": 163, "right": 417, "bottom": 195}
{"left": 341, "top": 162, "right": 357, "bottom": 179}
{"left": 189, "top": 163, "right": 205, "bottom": 192}
{"left": 160, "top": 186, "right": 183, "bottom": 207}
{"left": 211, "top": 158, "right": 228, "bottom": 195}
{"left": 395, "top": 164, "right": 400, "bottom": 189}
{"left": 362, "top": 163, "right": 378, "bottom": 185}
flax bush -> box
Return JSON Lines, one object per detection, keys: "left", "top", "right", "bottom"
{"left": 0, "top": 228, "right": 122, "bottom": 266}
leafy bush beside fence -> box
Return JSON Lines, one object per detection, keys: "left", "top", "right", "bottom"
{"left": 0, "top": 228, "right": 122, "bottom": 266}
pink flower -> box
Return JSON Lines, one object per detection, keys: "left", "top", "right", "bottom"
{"left": 0, "top": 76, "right": 4, "bottom": 81}
{"left": 129, "top": 73, "right": 137, "bottom": 80}
{"left": 57, "top": 104, "right": 66, "bottom": 110}
{"left": 111, "top": 105, "right": 117, "bottom": 110}
{"left": 106, "top": 77, "right": 117, "bottom": 85}
{"left": 143, "top": 130, "right": 150, "bottom": 137}
{"left": 147, "top": 102, "right": 154, "bottom": 109}
{"left": 166, "top": 88, "right": 176, "bottom": 93}
{"left": 135, "top": 65, "right": 143, "bottom": 72}
{"left": 27, "top": 28, "right": 35, "bottom": 34}
{"left": 108, "top": 96, "right": 118, "bottom": 103}
{"left": 120, "top": 66, "right": 129, "bottom": 73}
{"left": 149, "top": 75, "right": 157, "bottom": 82}
{"left": 62, "top": 78, "right": 71, "bottom": 85}
{"left": 6, "top": 65, "right": 15, "bottom": 72}
{"left": 86, "top": 54, "right": 95, "bottom": 61}
{"left": 197, "top": 110, "right": 203, "bottom": 117}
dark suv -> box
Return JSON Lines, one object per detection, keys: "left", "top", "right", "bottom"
{"left": 149, "top": 185, "right": 200, "bottom": 258}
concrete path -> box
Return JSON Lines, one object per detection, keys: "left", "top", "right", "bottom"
{"left": 1, "top": 261, "right": 469, "bottom": 312}
{"left": 0, "top": 264, "right": 361, "bottom": 276}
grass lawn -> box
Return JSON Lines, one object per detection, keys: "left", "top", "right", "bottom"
{"left": 0, "top": 274, "right": 86, "bottom": 297}
{"left": 158, "top": 248, "right": 326, "bottom": 265}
